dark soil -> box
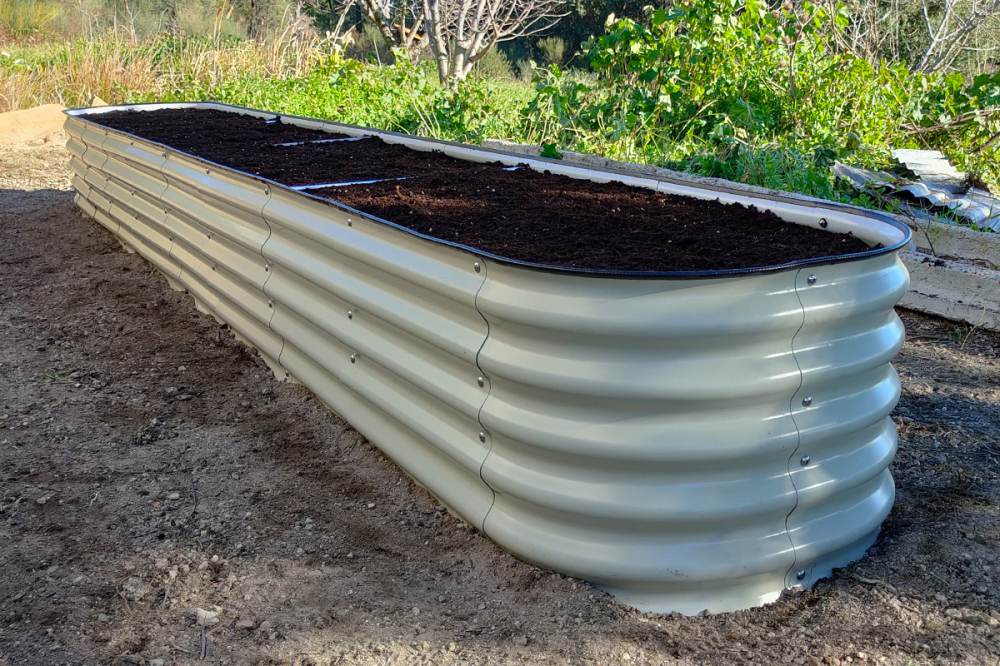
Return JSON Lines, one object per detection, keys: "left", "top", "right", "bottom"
{"left": 89, "top": 109, "right": 481, "bottom": 185}
{"left": 3, "top": 141, "right": 1000, "bottom": 665}
{"left": 324, "top": 169, "right": 873, "bottom": 271}
{"left": 89, "top": 107, "right": 876, "bottom": 272}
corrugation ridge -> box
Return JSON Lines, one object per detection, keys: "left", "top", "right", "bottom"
{"left": 782, "top": 268, "right": 808, "bottom": 588}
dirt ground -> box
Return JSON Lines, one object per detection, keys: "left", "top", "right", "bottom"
{"left": 1, "top": 141, "right": 998, "bottom": 666}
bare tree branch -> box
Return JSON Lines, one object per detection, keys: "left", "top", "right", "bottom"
{"left": 421, "top": 0, "right": 567, "bottom": 86}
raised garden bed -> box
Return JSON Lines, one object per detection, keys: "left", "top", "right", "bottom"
{"left": 65, "top": 102, "right": 911, "bottom": 614}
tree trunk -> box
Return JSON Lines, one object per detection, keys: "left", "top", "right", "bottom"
{"left": 247, "top": 0, "right": 262, "bottom": 40}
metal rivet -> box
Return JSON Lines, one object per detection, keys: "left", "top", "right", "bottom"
{"left": 347, "top": 309, "right": 354, "bottom": 319}
{"left": 819, "top": 218, "right": 828, "bottom": 229}
{"left": 478, "top": 431, "right": 486, "bottom": 443}
{"left": 473, "top": 262, "right": 481, "bottom": 273}
{"left": 347, "top": 218, "right": 353, "bottom": 227}
{"left": 477, "top": 376, "right": 485, "bottom": 387}
{"left": 267, "top": 300, "right": 273, "bottom": 308}
{"left": 801, "top": 395, "right": 813, "bottom": 407}
{"left": 264, "top": 264, "right": 270, "bottom": 272}
{"left": 211, "top": 265, "right": 216, "bottom": 271}
{"left": 796, "top": 569, "right": 807, "bottom": 580}
{"left": 350, "top": 354, "right": 357, "bottom": 364}
{"left": 807, "top": 274, "right": 817, "bottom": 285}
{"left": 800, "top": 455, "right": 811, "bottom": 466}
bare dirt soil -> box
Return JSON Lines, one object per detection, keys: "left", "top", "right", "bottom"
{"left": 1, "top": 142, "right": 999, "bottom": 666}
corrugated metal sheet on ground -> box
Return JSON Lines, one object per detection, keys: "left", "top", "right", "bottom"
{"left": 834, "top": 162, "right": 1000, "bottom": 232}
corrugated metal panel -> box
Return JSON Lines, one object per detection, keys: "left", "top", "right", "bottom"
{"left": 64, "top": 103, "right": 910, "bottom": 614}
{"left": 260, "top": 188, "right": 494, "bottom": 526}
{"left": 475, "top": 264, "right": 805, "bottom": 613}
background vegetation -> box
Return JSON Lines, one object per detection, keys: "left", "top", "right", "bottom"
{"left": 1, "top": 0, "right": 998, "bottom": 219}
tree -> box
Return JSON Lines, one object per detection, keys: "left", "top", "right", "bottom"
{"left": 422, "top": 0, "right": 567, "bottom": 86}
{"left": 916, "top": 0, "right": 1000, "bottom": 72}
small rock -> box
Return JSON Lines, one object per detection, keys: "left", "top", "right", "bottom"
{"left": 121, "top": 577, "right": 148, "bottom": 601}
{"left": 512, "top": 635, "right": 528, "bottom": 647}
{"left": 190, "top": 607, "right": 219, "bottom": 627}
{"left": 165, "top": 491, "right": 181, "bottom": 501}
{"left": 154, "top": 558, "right": 169, "bottom": 570}
{"left": 149, "top": 659, "right": 165, "bottom": 666}
{"left": 177, "top": 366, "right": 187, "bottom": 372}
{"left": 235, "top": 616, "right": 256, "bottom": 630}
{"left": 366, "top": 502, "right": 375, "bottom": 509}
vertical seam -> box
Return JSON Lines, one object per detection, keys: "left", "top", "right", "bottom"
{"left": 783, "top": 268, "right": 808, "bottom": 588}
{"left": 259, "top": 190, "right": 286, "bottom": 372}
{"left": 471, "top": 260, "right": 498, "bottom": 534}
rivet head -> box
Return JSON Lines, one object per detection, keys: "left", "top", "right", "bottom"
{"left": 801, "top": 395, "right": 813, "bottom": 407}
{"left": 267, "top": 300, "right": 273, "bottom": 308}
{"left": 350, "top": 354, "right": 357, "bottom": 364}
{"left": 478, "top": 431, "right": 486, "bottom": 443}
{"left": 800, "top": 455, "right": 811, "bottom": 466}
{"left": 807, "top": 274, "right": 817, "bottom": 285}
{"left": 347, "top": 218, "right": 353, "bottom": 227}
{"left": 477, "top": 376, "right": 485, "bottom": 387}
{"left": 264, "top": 264, "right": 270, "bottom": 272}
{"left": 347, "top": 309, "right": 353, "bottom": 319}
{"left": 473, "top": 262, "right": 481, "bottom": 273}
{"left": 796, "top": 569, "right": 807, "bottom": 580}
{"left": 819, "top": 218, "right": 829, "bottom": 229}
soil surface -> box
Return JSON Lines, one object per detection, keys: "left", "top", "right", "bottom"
{"left": 89, "top": 108, "right": 874, "bottom": 272}
{"left": 323, "top": 169, "right": 872, "bottom": 271}
{"left": 3, "top": 142, "right": 1000, "bottom": 666}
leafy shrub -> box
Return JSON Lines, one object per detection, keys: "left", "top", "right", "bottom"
{"left": 472, "top": 47, "right": 514, "bottom": 81}
{"left": 523, "top": 0, "right": 999, "bottom": 191}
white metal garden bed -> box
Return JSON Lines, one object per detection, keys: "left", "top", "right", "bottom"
{"left": 65, "top": 102, "right": 911, "bottom": 614}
